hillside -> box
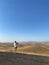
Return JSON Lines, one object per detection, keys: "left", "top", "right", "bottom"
{"left": 0, "top": 42, "right": 49, "bottom": 56}
{"left": 17, "top": 43, "right": 49, "bottom": 56}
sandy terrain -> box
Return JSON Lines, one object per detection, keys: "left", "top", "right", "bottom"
{"left": 0, "top": 43, "right": 49, "bottom": 56}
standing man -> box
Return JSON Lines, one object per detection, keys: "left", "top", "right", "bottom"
{"left": 14, "top": 41, "right": 18, "bottom": 53}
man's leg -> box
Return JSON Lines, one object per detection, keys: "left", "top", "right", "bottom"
{"left": 14, "top": 47, "right": 16, "bottom": 53}
{"left": 16, "top": 47, "right": 17, "bottom": 51}
{"left": 14, "top": 47, "right": 17, "bottom": 53}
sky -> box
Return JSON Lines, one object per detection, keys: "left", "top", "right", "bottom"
{"left": 0, "top": 0, "right": 49, "bottom": 42}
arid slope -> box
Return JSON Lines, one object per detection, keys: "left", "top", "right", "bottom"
{"left": 17, "top": 43, "right": 49, "bottom": 56}
{"left": 0, "top": 43, "right": 49, "bottom": 56}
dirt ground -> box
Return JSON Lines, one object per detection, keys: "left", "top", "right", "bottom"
{"left": 0, "top": 52, "right": 49, "bottom": 65}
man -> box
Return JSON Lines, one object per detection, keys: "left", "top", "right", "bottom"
{"left": 14, "top": 41, "right": 18, "bottom": 53}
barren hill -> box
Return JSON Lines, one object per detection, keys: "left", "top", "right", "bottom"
{"left": 17, "top": 43, "right": 49, "bottom": 56}
{"left": 0, "top": 42, "right": 49, "bottom": 56}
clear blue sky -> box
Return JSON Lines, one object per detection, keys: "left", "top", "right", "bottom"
{"left": 0, "top": 0, "right": 49, "bottom": 42}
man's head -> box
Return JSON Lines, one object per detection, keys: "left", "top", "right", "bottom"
{"left": 15, "top": 41, "right": 16, "bottom": 43}
{"left": 14, "top": 41, "right": 19, "bottom": 44}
